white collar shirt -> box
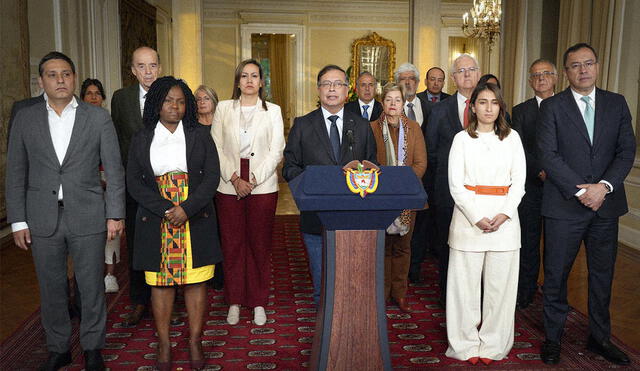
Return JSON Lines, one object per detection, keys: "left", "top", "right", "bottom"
{"left": 321, "top": 106, "right": 344, "bottom": 142}
{"left": 150, "top": 121, "right": 188, "bottom": 176}
{"left": 404, "top": 96, "right": 424, "bottom": 126}
{"left": 139, "top": 84, "right": 147, "bottom": 117}
{"left": 358, "top": 98, "right": 374, "bottom": 118}
{"left": 45, "top": 93, "right": 78, "bottom": 200}
{"left": 571, "top": 88, "right": 596, "bottom": 117}
{"left": 457, "top": 92, "right": 470, "bottom": 126}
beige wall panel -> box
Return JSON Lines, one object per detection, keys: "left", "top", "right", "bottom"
{"left": 203, "top": 25, "right": 238, "bottom": 102}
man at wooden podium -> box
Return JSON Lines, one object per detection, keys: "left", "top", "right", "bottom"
{"left": 283, "top": 64, "right": 377, "bottom": 305}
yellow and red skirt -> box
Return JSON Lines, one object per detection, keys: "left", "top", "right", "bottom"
{"left": 145, "top": 171, "right": 214, "bottom": 286}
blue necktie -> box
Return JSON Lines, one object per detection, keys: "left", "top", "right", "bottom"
{"left": 581, "top": 96, "right": 594, "bottom": 143}
{"left": 328, "top": 115, "right": 340, "bottom": 162}
{"left": 362, "top": 105, "right": 369, "bottom": 120}
{"left": 406, "top": 102, "right": 416, "bottom": 121}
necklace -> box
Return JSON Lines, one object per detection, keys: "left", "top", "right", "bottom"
{"left": 239, "top": 100, "right": 257, "bottom": 133}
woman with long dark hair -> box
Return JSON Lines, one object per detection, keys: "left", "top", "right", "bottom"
{"left": 127, "top": 76, "right": 222, "bottom": 370}
{"left": 445, "top": 82, "right": 526, "bottom": 365}
{"left": 212, "top": 59, "right": 284, "bottom": 326}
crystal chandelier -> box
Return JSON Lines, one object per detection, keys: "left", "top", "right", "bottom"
{"left": 462, "top": 0, "right": 502, "bottom": 52}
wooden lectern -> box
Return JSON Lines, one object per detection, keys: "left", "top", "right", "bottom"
{"left": 289, "top": 165, "right": 427, "bottom": 371}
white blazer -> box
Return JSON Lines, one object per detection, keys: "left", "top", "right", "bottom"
{"left": 211, "top": 99, "right": 285, "bottom": 195}
{"left": 447, "top": 130, "right": 526, "bottom": 252}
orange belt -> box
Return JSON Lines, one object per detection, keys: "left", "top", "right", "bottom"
{"left": 464, "top": 184, "right": 510, "bottom": 196}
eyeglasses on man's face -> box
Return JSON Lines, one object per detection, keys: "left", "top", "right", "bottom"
{"left": 453, "top": 66, "right": 479, "bottom": 75}
{"left": 530, "top": 71, "right": 556, "bottom": 79}
{"left": 566, "top": 60, "right": 597, "bottom": 71}
{"left": 318, "top": 80, "right": 348, "bottom": 89}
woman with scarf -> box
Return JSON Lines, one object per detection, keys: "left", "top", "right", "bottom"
{"left": 369, "top": 82, "right": 427, "bottom": 312}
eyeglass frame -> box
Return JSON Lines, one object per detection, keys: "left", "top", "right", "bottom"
{"left": 452, "top": 66, "right": 479, "bottom": 75}
{"left": 565, "top": 60, "right": 598, "bottom": 71}
{"left": 529, "top": 71, "right": 556, "bottom": 79}
{"left": 317, "top": 80, "right": 349, "bottom": 89}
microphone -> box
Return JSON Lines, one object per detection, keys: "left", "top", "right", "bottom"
{"left": 346, "top": 129, "right": 355, "bottom": 159}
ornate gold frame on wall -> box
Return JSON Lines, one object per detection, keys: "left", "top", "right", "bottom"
{"left": 350, "top": 32, "right": 396, "bottom": 87}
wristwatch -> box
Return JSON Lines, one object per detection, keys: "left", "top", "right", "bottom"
{"left": 602, "top": 182, "right": 612, "bottom": 193}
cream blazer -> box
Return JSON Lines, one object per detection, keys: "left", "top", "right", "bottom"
{"left": 447, "top": 130, "right": 526, "bottom": 252}
{"left": 211, "top": 99, "right": 285, "bottom": 195}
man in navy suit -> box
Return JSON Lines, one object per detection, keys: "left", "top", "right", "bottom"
{"left": 538, "top": 43, "right": 635, "bottom": 366}
{"left": 344, "top": 71, "right": 382, "bottom": 121}
{"left": 417, "top": 67, "right": 450, "bottom": 103}
{"left": 283, "top": 65, "right": 377, "bottom": 304}
{"left": 424, "top": 53, "right": 480, "bottom": 306}
{"left": 512, "top": 58, "right": 558, "bottom": 309}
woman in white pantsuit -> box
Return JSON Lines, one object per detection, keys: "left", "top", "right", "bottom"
{"left": 445, "top": 82, "right": 526, "bottom": 365}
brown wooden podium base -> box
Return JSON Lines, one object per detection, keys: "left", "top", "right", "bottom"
{"left": 309, "top": 229, "right": 391, "bottom": 371}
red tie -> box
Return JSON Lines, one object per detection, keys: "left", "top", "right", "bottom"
{"left": 431, "top": 97, "right": 437, "bottom": 102}
{"left": 463, "top": 99, "right": 470, "bottom": 128}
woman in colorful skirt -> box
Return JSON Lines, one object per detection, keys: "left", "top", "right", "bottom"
{"left": 127, "top": 76, "right": 222, "bottom": 371}
{"left": 212, "top": 59, "right": 285, "bottom": 326}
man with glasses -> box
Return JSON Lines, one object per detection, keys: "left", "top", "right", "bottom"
{"left": 511, "top": 59, "right": 557, "bottom": 310}
{"left": 417, "top": 67, "right": 450, "bottom": 103}
{"left": 283, "top": 64, "right": 377, "bottom": 305}
{"left": 424, "top": 53, "right": 480, "bottom": 307}
{"left": 345, "top": 71, "right": 382, "bottom": 121}
{"left": 538, "top": 43, "right": 635, "bottom": 365}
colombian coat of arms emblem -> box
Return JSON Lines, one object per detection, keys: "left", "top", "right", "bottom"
{"left": 344, "top": 162, "right": 380, "bottom": 198}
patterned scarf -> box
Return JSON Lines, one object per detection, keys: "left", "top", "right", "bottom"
{"left": 379, "top": 113, "right": 412, "bottom": 235}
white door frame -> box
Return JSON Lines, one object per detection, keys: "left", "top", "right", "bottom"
{"left": 240, "top": 23, "right": 305, "bottom": 118}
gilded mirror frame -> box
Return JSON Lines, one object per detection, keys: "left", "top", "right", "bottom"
{"left": 350, "top": 32, "right": 396, "bottom": 87}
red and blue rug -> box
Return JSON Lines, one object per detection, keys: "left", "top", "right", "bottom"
{"left": 2, "top": 215, "right": 639, "bottom": 370}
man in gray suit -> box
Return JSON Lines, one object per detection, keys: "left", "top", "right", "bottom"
{"left": 5, "top": 51, "right": 125, "bottom": 371}
{"left": 111, "top": 46, "right": 161, "bottom": 326}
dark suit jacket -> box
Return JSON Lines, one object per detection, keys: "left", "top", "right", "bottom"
{"left": 283, "top": 107, "right": 377, "bottom": 234}
{"left": 537, "top": 87, "right": 636, "bottom": 219}
{"left": 512, "top": 97, "right": 543, "bottom": 189}
{"left": 6, "top": 100, "right": 125, "bottom": 236}
{"left": 127, "top": 124, "right": 223, "bottom": 271}
{"left": 344, "top": 99, "right": 382, "bottom": 122}
{"left": 424, "top": 92, "right": 464, "bottom": 208}
{"left": 111, "top": 84, "right": 143, "bottom": 164}
{"left": 7, "top": 95, "right": 45, "bottom": 144}
{"left": 417, "top": 90, "right": 450, "bottom": 103}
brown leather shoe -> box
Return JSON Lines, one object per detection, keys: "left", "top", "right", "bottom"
{"left": 397, "top": 297, "right": 412, "bottom": 312}
{"left": 121, "top": 304, "right": 146, "bottom": 327}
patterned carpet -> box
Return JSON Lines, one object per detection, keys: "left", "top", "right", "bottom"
{"left": 2, "top": 215, "right": 639, "bottom": 370}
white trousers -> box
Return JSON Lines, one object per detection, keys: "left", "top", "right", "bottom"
{"left": 445, "top": 248, "right": 519, "bottom": 360}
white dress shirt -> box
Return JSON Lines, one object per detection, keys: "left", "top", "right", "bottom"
{"left": 150, "top": 121, "right": 188, "bottom": 176}
{"left": 239, "top": 103, "right": 259, "bottom": 159}
{"left": 457, "top": 93, "right": 469, "bottom": 126}
{"left": 568, "top": 88, "right": 611, "bottom": 196}
{"left": 139, "top": 84, "right": 147, "bottom": 117}
{"left": 321, "top": 107, "right": 344, "bottom": 142}
{"left": 358, "top": 98, "right": 375, "bottom": 118}
{"left": 404, "top": 96, "right": 424, "bottom": 126}
{"left": 12, "top": 94, "right": 78, "bottom": 232}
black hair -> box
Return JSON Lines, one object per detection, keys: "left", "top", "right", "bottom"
{"left": 231, "top": 59, "right": 268, "bottom": 111}
{"left": 425, "top": 66, "right": 445, "bottom": 79}
{"left": 38, "top": 51, "right": 75, "bottom": 76}
{"left": 142, "top": 76, "right": 198, "bottom": 130}
{"left": 317, "top": 64, "right": 348, "bottom": 85}
{"left": 80, "top": 78, "right": 106, "bottom": 100}
{"left": 562, "top": 42, "right": 598, "bottom": 68}
{"left": 478, "top": 74, "right": 501, "bottom": 89}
